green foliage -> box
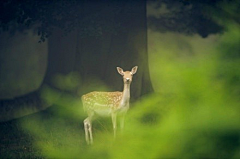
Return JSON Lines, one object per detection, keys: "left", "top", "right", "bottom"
{"left": 17, "top": 20, "right": 240, "bottom": 158}
{"left": 2, "top": 1, "right": 239, "bottom": 158}
{"left": 0, "top": 0, "right": 126, "bottom": 42}
{"left": 147, "top": 0, "right": 224, "bottom": 37}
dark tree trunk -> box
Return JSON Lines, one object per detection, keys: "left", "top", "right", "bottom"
{"left": 0, "top": 0, "right": 153, "bottom": 122}
{"left": 75, "top": 0, "right": 153, "bottom": 99}
{"left": 43, "top": 28, "right": 78, "bottom": 86}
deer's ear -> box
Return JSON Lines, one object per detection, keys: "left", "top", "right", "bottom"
{"left": 117, "top": 67, "right": 124, "bottom": 76}
{"left": 131, "top": 66, "right": 138, "bottom": 75}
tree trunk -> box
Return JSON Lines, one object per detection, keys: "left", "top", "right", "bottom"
{"left": 75, "top": 0, "right": 153, "bottom": 100}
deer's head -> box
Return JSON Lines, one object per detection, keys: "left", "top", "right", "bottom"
{"left": 117, "top": 66, "right": 138, "bottom": 84}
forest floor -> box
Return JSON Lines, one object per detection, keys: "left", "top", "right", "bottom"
{"left": 0, "top": 105, "right": 113, "bottom": 158}
{"left": 0, "top": 118, "right": 41, "bottom": 158}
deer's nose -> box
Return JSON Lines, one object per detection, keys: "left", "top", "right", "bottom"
{"left": 126, "top": 78, "right": 130, "bottom": 82}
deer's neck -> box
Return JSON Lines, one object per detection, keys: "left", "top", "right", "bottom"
{"left": 120, "top": 83, "right": 130, "bottom": 106}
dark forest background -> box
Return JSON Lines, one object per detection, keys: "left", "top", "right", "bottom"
{"left": 0, "top": 0, "right": 239, "bottom": 158}
{"left": 0, "top": 0, "right": 234, "bottom": 120}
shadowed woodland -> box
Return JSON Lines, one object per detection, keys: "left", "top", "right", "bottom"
{"left": 0, "top": 0, "right": 240, "bottom": 158}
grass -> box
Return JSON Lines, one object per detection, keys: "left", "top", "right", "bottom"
{"left": 0, "top": 101, "right": 117, "bottom": 159}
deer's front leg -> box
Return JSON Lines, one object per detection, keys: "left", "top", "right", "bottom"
{"left": 111, "top": 113, "right": 117, "bottom": 138}
{"left": 84, "top": 117, "right": 93, "bottom": 145}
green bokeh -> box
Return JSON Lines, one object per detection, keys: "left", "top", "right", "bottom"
{"left": 20, "top": 3, "right": 240, "bottom": 158}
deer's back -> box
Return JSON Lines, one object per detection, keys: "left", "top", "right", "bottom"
{"left": 82, "top": 91, "right": 123, "bottom": 112}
